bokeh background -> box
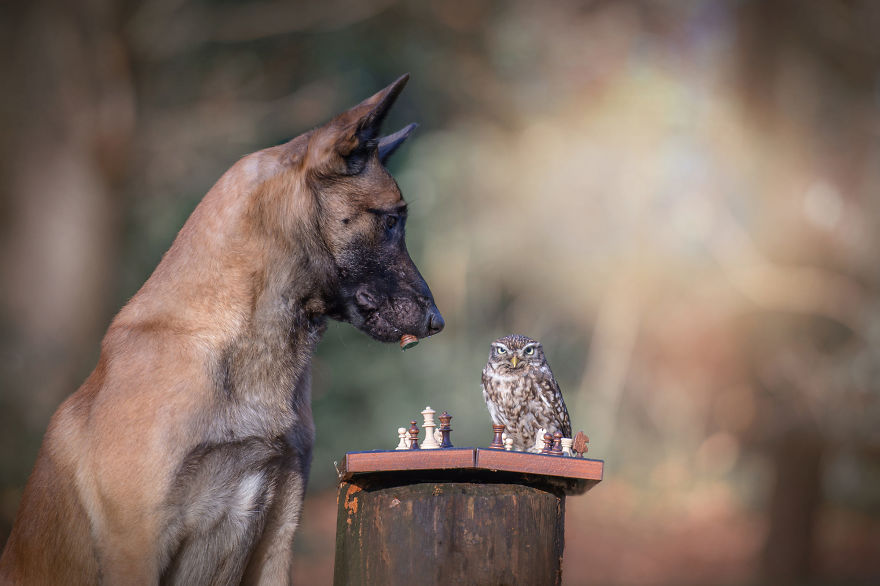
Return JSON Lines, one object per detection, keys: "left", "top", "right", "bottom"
{"left": 2, "top": 0, "right": 879, "bottom": 583}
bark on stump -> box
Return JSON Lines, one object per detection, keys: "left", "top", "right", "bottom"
{"left": 334, "top": 474, "right": 566, "bottom": 585}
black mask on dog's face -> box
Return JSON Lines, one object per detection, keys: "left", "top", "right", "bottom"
{"left": 304, "top": 75, "right": 444, "bottom": 343}
{"left": 332, "top": 191, "right": 444, "bottom": 343}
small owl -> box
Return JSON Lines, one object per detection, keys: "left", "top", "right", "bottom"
{"left": 481, "top": 334, "right": 572, "bottom": 451}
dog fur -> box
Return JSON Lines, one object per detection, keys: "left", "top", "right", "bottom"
{"left": 0, "top": 74, "right": 443, "bottom": 585}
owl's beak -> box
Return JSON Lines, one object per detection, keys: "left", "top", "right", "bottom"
{"left": 510, "top": 356, "right": 519, "bottom": 368}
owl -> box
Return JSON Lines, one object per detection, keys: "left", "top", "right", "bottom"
{"left": 481, "top": 334, "right": 572, "bottom": 451}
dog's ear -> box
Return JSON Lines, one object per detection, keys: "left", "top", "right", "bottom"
{"left": 378, "top": 123, "right": 418, "bottom": 165}
{"left": 307, "top": 74, "right": 410, "bottom": 175}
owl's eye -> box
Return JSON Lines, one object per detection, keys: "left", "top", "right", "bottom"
{"left": 385, "top": 215, "right": 398, "bottom": 229}
{"left": 524, "top": 346, "right": 535, "bottom": 356}
{"left": 496, "top": 346, "right": 507, "bottom": 354}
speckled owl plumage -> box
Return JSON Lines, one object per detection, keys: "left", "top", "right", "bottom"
{"left": 481, "top": 334, "right": 572, "bottom": 451}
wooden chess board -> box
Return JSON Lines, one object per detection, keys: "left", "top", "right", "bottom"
{"left": 336, "top": 448, "right": 604, "bottom": 495}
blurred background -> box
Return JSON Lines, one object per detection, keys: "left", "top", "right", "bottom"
{"left": 2, "top": 0, "right": 879, "bottom": 583}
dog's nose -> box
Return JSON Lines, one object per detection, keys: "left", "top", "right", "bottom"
{"left": 355, "top": 286, "right": 378, "bottom": 311}
{"left": 426, "top": 307, "right": 445, "bottom": 335}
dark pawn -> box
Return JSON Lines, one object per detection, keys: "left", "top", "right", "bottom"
{"left": 439, "top": 411, "right": 453, "bottom": 449}
{"left": 552, "top": 431, "right": 563, "bottom": 455}
{"left": 541, "top": 432, "right": 554, "bottom": 454}
{"left": 408, "top": 420, "right": 420, "bottom": 450}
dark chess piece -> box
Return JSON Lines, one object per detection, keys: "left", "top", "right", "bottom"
{"left": 439, "top": 411, "right": 453, "bottom": 448}
{"left": 541, "top": 432, "right": 554, "bottom": 454}
{"left": 400, "top": 334, "right": 419, "bottom": 351}
{"left": 552, "top": 431, "right": 563, "bottom": 455}
{"left": 408, "top": 420, "right": 420, "bottom": 450}
{"left": 572, "top": 431, "right": 589, "bottom": 458}
{"left": 490, "top": 424, "right": 505, "bottom": 449}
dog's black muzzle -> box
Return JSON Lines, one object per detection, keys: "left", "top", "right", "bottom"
{"left": 349, "top": 275, "right": 444, "bottom": 343}
{"left": 332, "top": 236, "right": 444, "bottom": 344}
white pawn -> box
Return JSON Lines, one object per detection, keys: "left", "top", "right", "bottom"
{"left": 561, "top": 437, "right": 573, "bottom": 457}
{"left": 434, "top": 428, "right": 443, "bottom": 445}
{"left": 420, "top": 406, "right": 440, "bottom": 449}
{"left": 529, "top": 428, "right": 547, "bottom": 453}
{"left": 504, "top": 437, "right": 514, "bottom": 451}
{"left": 396, "top": 427, "right": 409, "bottom": 450}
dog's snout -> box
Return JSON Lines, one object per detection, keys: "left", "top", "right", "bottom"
{"left": 426, "top": 306, "right": 444, "bottom": 335}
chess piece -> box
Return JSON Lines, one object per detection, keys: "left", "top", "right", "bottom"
{"left": 504, "top": 437, "right": 514, "bottom": 451}
{"left": 490, "top": 424, "right": 505, "bottom": 449}
{"left": 552, "top": 432, "right": 563, "bottom": 455}
{"left": 560, "top": 437, "right": 573, "bottom": 457}
{"left": 540, "top": 433, "right": 554, "bottom": 454}
{"left": 438, "top": 411, "right": 453, "bottom": 448}
{"left": 421, "top": 406, "right": 440, "bottom": 449}
{"left": 529, "top": 428, "right": 547, "bottom": 453}
{"left": 400, "top": 334, "right": 419, "bottom": 350}
{"left": 408, "top": 420, "right": 420, "bottom": 450}
{"left": 396, "top": 427, "right": 409, "bottom": 450}
{"left": 572, "top": 431, "right": 589, "bottom": 458}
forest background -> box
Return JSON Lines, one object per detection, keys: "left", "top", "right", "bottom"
{"left": 2, "top": 1, "right": 879, "bottom": 583}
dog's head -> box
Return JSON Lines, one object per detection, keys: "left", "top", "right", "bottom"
{"left": 287, "top": 75, "right": 444, "bottom": 343}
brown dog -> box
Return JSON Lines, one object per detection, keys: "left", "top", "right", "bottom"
{"left": 0, "top": 74, "right": 443, "bottom": 584}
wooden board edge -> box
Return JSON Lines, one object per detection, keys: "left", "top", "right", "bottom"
{"left": 474, "top": 448, "right": 604, "bottom": 482}
{"left": 339, "top": 448, "right": 476, "bottom": 480}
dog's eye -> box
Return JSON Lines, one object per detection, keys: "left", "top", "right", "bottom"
{"left": 385, "top": 215, "right": 398, "bottom": 229}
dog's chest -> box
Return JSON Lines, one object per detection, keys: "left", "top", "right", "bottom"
{"left": 160, "top": 437, "right": 295, "bottom": 583}
{"left": 211, "top": 312, "right": 322, "bottom": 440}
{"left": 160, "top": 315, "right": 322, "bottom": 582}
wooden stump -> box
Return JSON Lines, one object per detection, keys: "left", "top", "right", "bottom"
{"left": 334, "top": 476, "right": 565, "bottom": 585}
{"left": 333, "top": 450, "right": 603, "bottom": 585}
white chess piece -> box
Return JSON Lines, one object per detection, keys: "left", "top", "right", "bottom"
{"left": 560, "top": 437, "right": 573, "bottom": 457}
{"left": 529, "top": 428, "right": 547, "bottom": 453}
{"left": 420, "top": 406, "right": 440, "bottom": 449}
{"left": 434, "top": 428, "right": 443, "bottom": 445}
{"left": 504, "top": 437, "right": 514, "bottom": 451}
{"left": 396, "top": 427, "right": 409, "bottom": 450}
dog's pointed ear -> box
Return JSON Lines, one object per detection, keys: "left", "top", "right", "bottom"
{"left": 378, "top": 123, "right": 418, "bottom": 165}
{"left": 308, "top": 74, "right": 410, "bottom": 175}
{"left": 349, "top": 73, "right": 409, "bottom": 148}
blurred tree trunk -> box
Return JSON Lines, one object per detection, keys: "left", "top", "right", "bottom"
{"left": 761, "top": 426, "right": 823, "bottom": 584}
{"left": 0, "top": 0, "right": 134, "bottom": 540}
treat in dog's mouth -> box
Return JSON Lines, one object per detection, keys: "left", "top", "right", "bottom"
{"left": 400, "top": 334, "right": 419, "bottom": 351}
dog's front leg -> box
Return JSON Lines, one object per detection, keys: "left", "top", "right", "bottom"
{"left": 98, "top": 541, "right": 161, "bottom": 585}
{"left": 87, "top": 476, "right": 167, "bottom": 584}
{"left": 242, "top": 414, "right": 314, "bottom": 585}
{"left": 240, "top": 462, "right": 309, "bottom": 585}
{"left": 86, "top": 495, "right": 162, "bottom": 585}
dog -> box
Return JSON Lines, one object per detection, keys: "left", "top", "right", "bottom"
{"left": 0, "top": 74, "right": 443, "bottom": 584}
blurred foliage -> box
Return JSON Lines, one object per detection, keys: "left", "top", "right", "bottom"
{"left": 2, "top": 0, "right": 880, "bottom": 583}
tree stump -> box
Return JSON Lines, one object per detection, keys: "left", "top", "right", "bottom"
{"left": 333, "top": 449, "right": 603, "bottom": 585}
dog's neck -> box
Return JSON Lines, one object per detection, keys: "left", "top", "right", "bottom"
{"left": 126, "top": 149, "right": 336, "bottom": 325}
{"left": 115, "top": 150, "right": 337, "bottom": 439}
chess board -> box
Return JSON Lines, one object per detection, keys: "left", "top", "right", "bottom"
{"left": 336, "top": 447, "right": 604, "bottom": 495}
{"left": 335, "top": 407, "right": 605, "bottom": 584}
